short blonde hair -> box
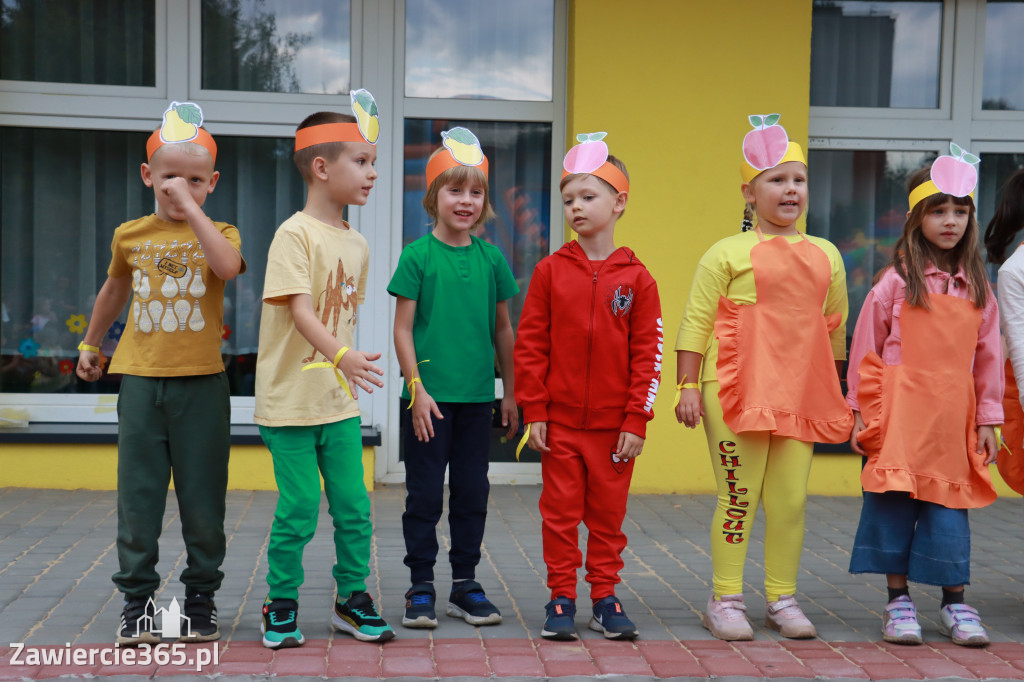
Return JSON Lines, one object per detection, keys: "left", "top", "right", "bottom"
{"left": 422, "top": 152, "right": 496, "bottom": 229}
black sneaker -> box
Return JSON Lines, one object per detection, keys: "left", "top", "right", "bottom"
{"left": 180, "top": 589, "right": 220, "bottom": 642}
{"left": 332, "top": 591, "right": 396, "bottom": 642}
{"left": 116, "top": 594, "right": 161, "bottom": 646}
{"left": 589, "top": 595, "right": 638, "bottom": 640}
{"left": 446, "top": 580, "right": 502, "bottom": 625}
{"left": 403, "top": 583, "right": 438, "bottom": 629}
{"left": 542, "top": 596, "right": 577, "bottom": 640}
{"left": 261, "top": 598, "right": 305, "bottom": 649}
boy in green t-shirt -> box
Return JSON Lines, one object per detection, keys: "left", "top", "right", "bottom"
{"left": 388, "top": 127, "right": 519, "bottom": 629}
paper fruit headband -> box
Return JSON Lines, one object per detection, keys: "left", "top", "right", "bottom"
{"left": 425, "top": 127, "right": 489, "bottom": 186}
{"left": 561, "top": 132, "right": 629, "bottom": 193}
{"left": 146, "top": 102, "right": 217, "bottom": 163}
{"left": 909, "top": 143, "right": 980, "bottom": 210}
{"left": 294, "top": 88, "right": 380, "bottom": 151}
{"left": 740, "top": 114, "right": 805, "bottom": 183}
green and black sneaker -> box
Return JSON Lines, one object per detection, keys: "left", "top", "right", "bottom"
{"left": 261, "top": 598, "right": 305, "bottom": 649}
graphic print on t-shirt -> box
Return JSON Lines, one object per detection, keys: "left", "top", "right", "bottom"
{"left": 303, "top": 258, "right": 359, "bottom": 364}
{"left": 129, "top": 238, "right": 208, "bottom": 335}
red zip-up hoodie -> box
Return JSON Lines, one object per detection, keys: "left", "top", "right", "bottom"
{"left": 514, "top": 241, "right": 663, "bottom": 437}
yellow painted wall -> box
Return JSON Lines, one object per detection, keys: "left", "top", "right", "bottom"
{"left": 0, "top": 443, "right": 375, "bottom": 492}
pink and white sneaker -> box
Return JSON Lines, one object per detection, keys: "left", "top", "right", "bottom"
{"left": 765, "top": 595, "right": 816, "bottom": 639}
{"left": 702, "top": 593, "right": 753, "bottom": 641}
{"left": 882, "top": 595, "right": 923, "bottom": 645}
{"left": 939, "top": 603, "right": 989, "bottom": 647}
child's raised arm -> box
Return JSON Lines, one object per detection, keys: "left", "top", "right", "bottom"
{"left": 288, "top": 293, "right": 383, "bottom": 394}
{"left": 162, "top": 177, "right": 243, "bottom": 281}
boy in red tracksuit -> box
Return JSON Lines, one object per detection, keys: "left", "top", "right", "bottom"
{"left": 514, "top": 133, "right": 662, "bottom": 641}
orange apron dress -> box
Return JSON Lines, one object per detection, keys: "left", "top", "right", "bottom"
{"left": 856, "top": 294, "right": 996, "bottom": 508}
{"left": 714, "top": 228, "right": 853, "bottom": 443}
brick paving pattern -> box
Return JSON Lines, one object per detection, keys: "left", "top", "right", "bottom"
{"left": 1, "top": 485, "right": 1023, "bottom": 680}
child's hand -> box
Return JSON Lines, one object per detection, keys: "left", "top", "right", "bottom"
{"left": 161, "top": 177, "right": 200, "bottom": 215}
{"left": 850, "top": 411, "right": 866, "bottom": 455}
{"left": 76, "top": 350, "right": 103, "bottom": 382}
{"left": 675, "top": 388, "right": 705, "bottom": 428}
{"left": 615, "top": 432, "right": 644, "bottom": 460}
{"left": 411, "top": 387, "right": 443, "bottom": 442}
{"left": 500, "top": 394, "right": 519, "bottom": 439}
{"left": 337, "top": 349, "right": 385, "bottom": 395}
{"left": 527, "top": 421, "right": 551, "bottom": 453}
{"left": 977, "top": 425, "right": 998, "bottom": 465}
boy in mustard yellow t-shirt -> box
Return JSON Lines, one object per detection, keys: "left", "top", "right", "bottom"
{"left": 76, "top": 102, "right": 245, "bottom": 645}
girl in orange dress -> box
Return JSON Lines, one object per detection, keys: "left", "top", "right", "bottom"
{"left": 847, "top": 150, "right": 1002, "bottom": 647}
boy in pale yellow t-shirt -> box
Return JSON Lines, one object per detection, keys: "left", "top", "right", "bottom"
{"left": 254, "top": 91, "right": 394, "bottom": 648}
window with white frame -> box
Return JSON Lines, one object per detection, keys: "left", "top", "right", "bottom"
{"left": 0, "top": 0, "right": 567, "bottom": 451}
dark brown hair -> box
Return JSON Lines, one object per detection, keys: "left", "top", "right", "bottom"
{"left": 983, "top": 169, "right": 1024, "bottom": 265}
{"left": 293, "top": 111, "right": 356, "bottom": 182}
{"left": 891, "top": 166, "right": 988, "bottom": 308}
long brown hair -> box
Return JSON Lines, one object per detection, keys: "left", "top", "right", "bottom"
{"left": 890, "top": 166, "right": 988, "bottom": 309}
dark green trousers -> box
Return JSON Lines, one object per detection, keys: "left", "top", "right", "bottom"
{"left": 113, "top": 373, "right": 230, "bottom": 597}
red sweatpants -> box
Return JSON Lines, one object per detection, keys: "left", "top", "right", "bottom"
{"left": 540, "top": 423, "right": 634, "bottom": 601}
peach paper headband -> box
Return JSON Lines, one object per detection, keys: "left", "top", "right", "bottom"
{"left": 425, "top": 127, "right": 489, "bottom": 187}
{"left": 908, "top": 143, "right": 979, "bottom": 210}
{"left": 146, "top": 102, "right": 217, "bottom": 163}
{"left": 740, "top": 114, "right": 805, "bottom": 183}
{"left": 561, "top": 132, "right": 629, "bottom": 194}
{"left": 294, "top": 89, "right": 381, "bottom": 151}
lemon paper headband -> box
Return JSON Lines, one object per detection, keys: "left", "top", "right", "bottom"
{"left": 908, "top": 143, "right": 979, "bottom": 210}
{"left": 561, "top": 132, "right": 629, "bottom": 193}
{"left": 146, "top": 102, "right": 217, "bottom": 163}
{"left": 294, "top": 89, "right": 380, "bottom": 151}
{"left": 425, "top": 127, "right": 489, "bottom": 187}
{"left": 740, "top": 114, "right": 805, "bottom": 183}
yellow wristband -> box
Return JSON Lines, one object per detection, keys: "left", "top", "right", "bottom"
{"left": 301, "top": 346, "right": 354, "bottom": 400}
{"left": 407, "top": 377, "right": 423, "bottom": 410}
{"left": 333, "top": 347, "right": 349, "bottom": 366}
{"left": 672, "top": 375, "right": 701, "bottom": 409}
{"left": 516, "top": 423, "right": 532, "bottom": 461}
{"left": 77, "top": 342, "right": 100, "bottom": 353}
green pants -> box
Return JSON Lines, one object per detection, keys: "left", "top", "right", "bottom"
{"left": 113, "top": 373, "right": 230, "bottom": 597}
{"left": 260, "top": 418, "right": 370, "bottom": 600}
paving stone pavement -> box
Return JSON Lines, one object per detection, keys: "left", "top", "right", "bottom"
{"left": 2, "top": 485, "right": 1024, "bottom": 680}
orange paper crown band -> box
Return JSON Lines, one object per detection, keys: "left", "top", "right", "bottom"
{"left": 740, "top": 142, "right": 805, "bottom": 184}
{"left": 294, "top": 123, "right": 368, "bottom": 152}
{"left": 561, "top": 161, "right": 629, "bottom": 194}
{"left": 425, "top": 150, "right": 489, "bottom": 187}
{"left": 908, "top": 179, "right": 974, "bottom": 211}
{"left": 147, "top": 128, "right": 217, "bottom": 163}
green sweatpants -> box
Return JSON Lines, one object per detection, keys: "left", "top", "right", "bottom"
{"left": 113, "top": 373, "right": 230, "bottom": 597}
{"left": 259, "top": 417, "right": 370, "bottom": 600}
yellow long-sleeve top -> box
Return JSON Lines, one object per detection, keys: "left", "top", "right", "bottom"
{"left": 675, "top": 230, "right": 848, "bottom": 382}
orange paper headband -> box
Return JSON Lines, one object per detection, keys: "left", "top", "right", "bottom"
{"left": 425, "top": 127, "right": 489, "bottom": 187}
{"left": 562, "top": 132, "right": 629, "bottom": 194}
{"left": 146, "top": 127, "right": 217, "bottom": 164}
{"left": 560, "top": 162, "right": 629, "bottom": 194}
{"left": 294, "top": 123, "right": 367, "bottom": 152}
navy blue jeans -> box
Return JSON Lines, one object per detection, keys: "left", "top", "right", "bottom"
{"left": 401, "top": 400, "right": 493, "bottom": 584}
{"left": 849, "top": 490, "right": 971, "bottom": 586}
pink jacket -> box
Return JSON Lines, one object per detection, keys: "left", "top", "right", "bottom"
{"left": 846, "top": 264, "right": 1003, "bottom": 425}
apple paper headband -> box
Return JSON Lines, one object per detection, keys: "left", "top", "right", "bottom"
{"left": 740, "top": 114, "right": 805, "bottom": 183}
{"left": 908, "top": 143, "right": 979, "bottom": 210}
{"left": 294, "top": 89, "right": 380, "bottom": 151}
{"left": 425, "top": 127, "right": 489, "bottom": 187}
{"left": 146, "top": 102, "right": 217, "bottom": 163}
{"left": 562, "top": 132, "right": 629, "bottom": 193}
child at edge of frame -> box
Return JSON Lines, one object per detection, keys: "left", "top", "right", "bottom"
{"left": 514, "top": 131, "right": 663, "bottom": 642}
{"left": 847, "top": 147, "right": 1002, "bottom": 648}
{"left": 75, "top": 101, "right": 245, "bottom": 645}
{"left": 387, "top": 125, "right": 519, "bottom": 630}
{"left": 253, "top": 89, "right": 394, "bottom": 648}
{"left": 675, "top": 114, "right": 852, "bottom": 642}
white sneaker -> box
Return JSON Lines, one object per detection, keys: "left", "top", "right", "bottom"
{"left": 765, "top": 595, "right": 816, "bottom": 639}
{"left": 939, "top": 603, "right": 989, "bottom": 647}
{"left": 701, "top": 593, "right": 753, "bottom": 641}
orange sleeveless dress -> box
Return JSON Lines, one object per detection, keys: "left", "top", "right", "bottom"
{"left": 856, "top": 294, "right": 996, "bottom": 508}
{"left": 714, "top": 229, "right": 853, "bottom": 443}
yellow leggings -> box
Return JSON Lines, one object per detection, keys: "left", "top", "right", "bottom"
{"left": 701, "top": 381, "right": 813, "bottom": 602}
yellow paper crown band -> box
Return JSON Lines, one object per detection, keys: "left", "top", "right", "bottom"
{"left": 425, "top": 150, "right": 490, "bottom": 187}
{"left": 908, "top": 179, "right": 974, "bottom": 211}
{"left": 740, "top": 142, "right": 805, "bottom": 184}
{"left": 561, "top": 161, "right": 630, "bottom": 194}
{"left": 294, "top": 123, "right": 368, "bottom": 152}
{"left": 147, "top": 128, "right": 217, "bottom": 164}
